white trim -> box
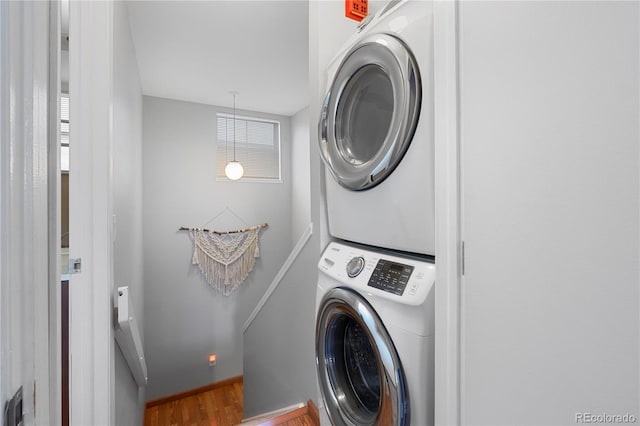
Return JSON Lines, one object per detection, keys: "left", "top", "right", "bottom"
{"left": 241, "top": 402, "right": 306, "bottom": 425}
{"left": 434, "top": 1, "right": 461, "bottom": 425}
{"left": 242, "top": 222, "right": 313, "bottom": 333}
{"left": 32, "top": 1, "right": 53, "bottom": 424}
{"left": 215, "top": 177, "right": 283, "bottom": 184}
{"left": 47, "top": 1, "right": 62, "bottom": 424}
{"left": 68, "top": 1, "right": 115, "bottom": 424}
{"left": 0, "top": 0, "right": 6, "bottom": 416}
{"left": 217, "top": 112, "right": 281, "bottom": 125}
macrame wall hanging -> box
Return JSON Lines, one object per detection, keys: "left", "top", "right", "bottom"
{"left": 179, "top": 209, "right": 268, "bottom": 296}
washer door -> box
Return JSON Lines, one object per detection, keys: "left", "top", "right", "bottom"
{"left": 316, "top": 287, "right": 409, "bottom": 426}
{"left": 318, "top": 33, "right": 421, "bottom": 191}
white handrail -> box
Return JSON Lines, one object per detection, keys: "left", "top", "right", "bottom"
{"left": 242, "top": 222, "right": 313, "bottom": 333}
{"left": 114, "top": 286, "right": 147, "bottom": 387}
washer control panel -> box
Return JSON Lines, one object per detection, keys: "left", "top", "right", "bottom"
{"left": 368, "top": 259, "right": 414, "bottom": 295}
{"left": 346, "top": 256, "right": 366, "bottom": 277}
{"left": 319, "top": 241, "right": 435, "bottom": 306}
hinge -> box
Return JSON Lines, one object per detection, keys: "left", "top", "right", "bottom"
{"left": 68, "top": 258, "right": 82, "bottom": 274}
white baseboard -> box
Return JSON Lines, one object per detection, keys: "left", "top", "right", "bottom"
{"left": 240, "top": 402, "right": 306, "bottom": 425}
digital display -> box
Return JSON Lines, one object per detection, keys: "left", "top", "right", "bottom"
{"left": 367, "top": 259, "right": 413, "bottom": 295}
{"left": 388, "top": 264, "right": 404, "bottom": 273}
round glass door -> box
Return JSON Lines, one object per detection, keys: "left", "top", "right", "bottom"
{"left": 319, "top": 33, "right": 421, "bottom": 191}
{"left": 316, "top": 287, "right": 409, "bottom": 426}
{"left": 335, "top": 65, "right": 394, "bottom": 167}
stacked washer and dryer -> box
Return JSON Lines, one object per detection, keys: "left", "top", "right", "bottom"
{"left": 315, "top": 1, "right": 436, "bottom": 425}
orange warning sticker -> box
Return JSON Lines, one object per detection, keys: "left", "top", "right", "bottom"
{"left": 345, "top": 0, "right": 368, "bottom": 22}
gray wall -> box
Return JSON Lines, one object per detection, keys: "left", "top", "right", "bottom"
{"left": 242, "top": 237, "right": 318, "bottom": 418}
{"left": 113, "top": 2, "right": 145, "bottom": 424}
{"left": 142, "top": 95, "right": 292, "bottom": 400}
{"left": 291, "top": 107, "right": 311, "bottom": 245}
{"left": 459, "top": 2, "right": 639, "bottom": 424}
{"left": 242, "top": 1, "right": 376, "bottom": 416}
{"left": 242, "top": 104, "right": 318, "bottom": 418}
{"left": 236, "top": 4, "right": 365, "bottom": 409}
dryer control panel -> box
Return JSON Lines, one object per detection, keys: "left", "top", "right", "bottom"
{"left": 318, "top": 241, "right": 435, "bottom": 306}
{"left": 368, "top": 259, "right": 414, "bottom": 295}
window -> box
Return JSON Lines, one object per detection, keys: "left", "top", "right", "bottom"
{"left": 61, "top": 94, "right": 70, "bottom": 171}
{"left": 216, "top": 113, "right": 281, "bottom": 182}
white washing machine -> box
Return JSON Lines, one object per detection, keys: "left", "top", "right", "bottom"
{"left": 315, "top": 241, "right": 435, "bottom": 426}
{"left": 318, "top": 0, "right": 434, "bottom": 256}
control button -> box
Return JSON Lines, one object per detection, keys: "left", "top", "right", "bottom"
{"left": 346, "top": 256, "right": 366, "bottom": 278}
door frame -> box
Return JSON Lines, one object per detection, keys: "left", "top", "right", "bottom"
{"left": 48, "top": 0, "right": 62, "bottom": 424}
{"left": 67, "top": 1, "right": 115, "bottom": 424}
{"left": 1, "top": 1, "right": 54, "bottom": 424}
{"left": 433, "top": 1, "right": 462, "bottom": 425}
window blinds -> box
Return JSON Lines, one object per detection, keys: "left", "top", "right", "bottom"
{"left": 216, "top": 114, "right": 281, "bottom": 181}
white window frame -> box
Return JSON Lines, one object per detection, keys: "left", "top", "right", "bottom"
{"left": 216, "top": 113, "right": 282, "bottom": 183}
{"left": 61, "top": 93, "right": 70, "bottom": 172}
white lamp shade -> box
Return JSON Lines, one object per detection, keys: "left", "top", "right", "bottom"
{"left": 225, "top": 161, "right": 244, "bottom": 180}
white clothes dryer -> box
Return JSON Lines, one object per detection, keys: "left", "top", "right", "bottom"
{"left": 319, "top": 0, "right": 434, "bottom": 256}
{"left": 315, "top": 241, "right": 435, "bottom": 426}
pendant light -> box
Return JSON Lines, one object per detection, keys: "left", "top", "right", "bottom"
{"left": 224, "top": 91, "right": 244, "bottom": 180}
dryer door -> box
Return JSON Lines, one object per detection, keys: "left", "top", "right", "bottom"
{"left": 316, "top": 287, "right": 409, "bottom": 426}
{"left": 318, "top": 33, "right": 421, "bottom": 191}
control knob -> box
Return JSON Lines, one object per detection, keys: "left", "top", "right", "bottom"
{"left": 346, "top": 256, "right": 365, "bottom": 278}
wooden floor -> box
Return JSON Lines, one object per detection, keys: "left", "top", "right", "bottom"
{"left": 143, "top": 377, "right": 315, "bottom": 426}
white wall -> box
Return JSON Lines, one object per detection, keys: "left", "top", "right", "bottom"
{"left": 142, "top": 96, "right": 292, "bottom": 400}
{"left": 113, "top": 2, "right": 145, "bottom": 424}
{"left": 459, "top": 2, "right": 639, "bottom": 424}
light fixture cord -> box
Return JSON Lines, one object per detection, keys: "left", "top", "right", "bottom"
{"left": 225, "top": 112, "right": 229, "bottom": 164}
{"left": 233, "top": 92, "right": 236, "bottom": 161}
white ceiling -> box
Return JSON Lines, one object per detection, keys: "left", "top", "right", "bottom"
{"left": 126, "top": 1, "right": 309, "bottom": 117}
